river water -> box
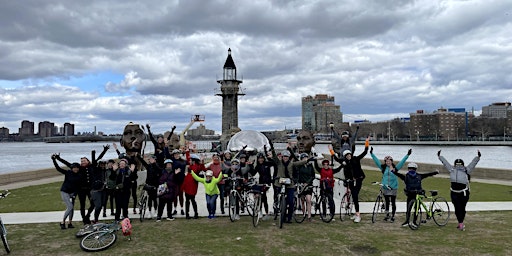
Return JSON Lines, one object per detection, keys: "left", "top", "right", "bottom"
{"left": 1, "top": 142, "right": 511, "bottom": 175}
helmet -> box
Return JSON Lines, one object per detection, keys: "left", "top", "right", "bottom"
{"left": 239, "top": 154, "right": 247, "bottom": 159}
{"left": 231, "top": 158, "right": 240, "bottom": 165}
{"left": 281, "top": 150, "right": 291, "bottom": 157}
{"left": 171, "top": 149, "right": 181, "bottom": 155}
{"left": 384, "top": 156, "right": 393, "bottom": 162}
{"left": 256, "top": 152, "right": 265, "bottom": 159}
{"left": 343, "top": 150, "right": 352, "bottom": 157}
{"left": 205, "top": 170, "right": 213, "bottom": 176}
{"left": 164, "top": 159, "right": 173, "bottom": 164}
{"left": 341, "top": 131, "right": 350, "bottom": 137}
{"left": 190, "top": 154, "right": 200, "bottom": 161}
{"left": 224, "top": 150, "right": 232, "bottom": 155}
{"left": 454, "top": 159, "right": 464, "bottom": 166}
{"left": 322, "top": 159, "right": 330, "bottom": 165}
{"left": 407, "top": 162, "right": 418, "bottom": 169}
{"left": 119, "top": 158, "right": 129, "bottom": 164}
{"left": 299, "top": 153, "right": 309, "bottom": 159}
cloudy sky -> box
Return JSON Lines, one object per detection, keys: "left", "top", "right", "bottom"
{"left": 1, "top": 0, "right": 511, "bottom": 135}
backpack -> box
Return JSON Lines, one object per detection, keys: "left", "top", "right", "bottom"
{"left": 121, "top": 217, "right": 132, "bottom": 238}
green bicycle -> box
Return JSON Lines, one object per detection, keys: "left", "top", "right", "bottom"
{"left": 407, "top": 190, "right": 451, "bottom": 230}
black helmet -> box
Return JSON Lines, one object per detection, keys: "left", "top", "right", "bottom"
{"left": 256, "top": 152, "right": 265, "bottom": 159}
{"left": 454, "top": 159, "right": 464, "bottom": 166}
{"left": 341, "top": 131, "right": 350, "bottom": 137}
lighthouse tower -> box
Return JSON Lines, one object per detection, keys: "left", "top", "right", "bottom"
{"left": 216, "top": 48, "right": 244, "bottom": 149}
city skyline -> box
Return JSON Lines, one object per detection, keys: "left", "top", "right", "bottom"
{"left": 1, "top": 1, "right": 511, "bottom": 135}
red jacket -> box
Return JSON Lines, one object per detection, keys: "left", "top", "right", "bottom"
{"left": 183, "top": 163, "right": 206, "bottom": 195}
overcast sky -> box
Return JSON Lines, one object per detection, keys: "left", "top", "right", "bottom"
{"left": 1, "top": 0, "right": 511, "bottom": 135}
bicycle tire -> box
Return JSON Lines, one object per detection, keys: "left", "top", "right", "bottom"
{"left": 228, "top": 191, "right": 237, "bottom": 222}
{"left": 339, "top": 193, "right": 352, "bottom": 221}
{"left": 371, "top": 195, "right": 384, "bottom": 223}
{"left": 139, "top": 192, "right": 148, "bottom": 222}
{"left": 311, "top": 194, "right": 320, "bottom": 218}
{"left": 245, "top": 193, "right": 255, "bottom": 217}
{"left": 431, "top": 197, "right": 450, "bottom": 226}
{"left": 252, "top": 195, "right": 262, "bottom": 227}
{"left": 319, "top": 196, "right": 334, "bottom": 223}
{"left": 407, "top": 200, "right": 422, "bottom": 230}
{"left": 80, "top": 230, "right": 117, "bottom": 252}
{"left": 1, "top": 220, "right": 10, "bottom": 254}
{"left": 293, "top": 195, "right": 307, "bottom": 223}
{"left": 278, "top": 195, "right": 286, "bottom": 229}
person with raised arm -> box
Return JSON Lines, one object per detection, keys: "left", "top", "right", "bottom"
{"left": 438, "top": 150, "right": 481, "bottom": 231}
{"left": 51, "top": 153, "right": 81, "bottom": 229}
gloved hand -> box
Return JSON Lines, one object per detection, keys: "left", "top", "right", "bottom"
{"left": 370, "top": 147, "right": 373, "bottom": 154}
{"left": 477, "top": 150, "right": 481, "bottom": 157}
{"left": 437, "top": 150, "right": 441, "bottom": 157}
{"left": 407, "top": 149, "right": 412, "bottom": 155}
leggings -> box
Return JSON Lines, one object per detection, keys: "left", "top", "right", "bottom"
{"left": 115, "top": 191, "right": 130, "bottom": 221}
{"left": 451, "top": 191, "right": 470, "bottom": 223}
{"left": 131, "top": 181, "right": 138, "bottom": 210}
{"left": 78, "top": 189, "right": 94, "bottom": 222}
{"left": 147, "top": 189, "right": 158, "bottom": 211}
{"left": 103, "top": 188, "right": 115, "bottom": 214}
{"left": 384, "top": 195, "right": 397, "bottom": 216}
{"left": 91, "top": 190, "right": 105, "bottom": 221}
{"left": 349, "top": 179, "right": 363, "bottom": 212}
{"left": 60, "top": 191, "right": 75, "bottom": 222}
{"left": 185, "top": 193, "right": 198, "bottom": 216}
{"left": 174, "top": 186, "right": 184, "bottom": 209}
{"left": 157, "top": 197, "right": 174, "bottom": 219}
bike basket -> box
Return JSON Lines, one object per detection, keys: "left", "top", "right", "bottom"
{"left": 279, "top": 178, "right": 291, "bottom": 185}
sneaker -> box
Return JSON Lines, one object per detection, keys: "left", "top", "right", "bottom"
{"left": 458, "top": 223, "right": 465, "bottom": 231}
{"left": 194, "top": 213, "right": 199, "bottom": 219}
{"left": 67, "top": 223, "right": 74, "bottom": 228}
{"left": 181, "top": 209, "right": 185, "bottom": 215}
{"left": 383, "top": 213, "right": 390, "bottom": 221}
{"left": 350, "top": 215, "right": 356, "bottom": 220}
{"left": 60, "top": 223, "right": 66, "bottom": 230}
{"left": 390, "top": 217, "right": 395, "bottom": 223}
{"left": 156, "top": 217, "right": 162, "bottom": 222}
{"left": 401, "top": 221, "right": 409, "bottom": 227}
{"left": 235, "top": 214, "right": 240, "bottom": 220}
{"left": 354, "top": 215, "right": 361, "bottom": 223}
{"left": 410, "top": 223, "right": 418, "bottom": 229}
{"left": 166, "top": 216, "right": 175, "bottom": 221}
{"left": 211, "top": 214, "right": 216, "bottom": 219}
{"left": 172, "top": 210, "right": 177, "bottom": 215}
{"left": 103, "top": 212, "right": 107, "bottom": 218}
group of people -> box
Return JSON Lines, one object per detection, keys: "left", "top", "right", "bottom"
{"left": 53, "top": 122, "right": 481, "bottom": 232}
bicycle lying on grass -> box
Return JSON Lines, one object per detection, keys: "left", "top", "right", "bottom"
{"left": 407, "top": 190, "right": 451, "bottom": 230}
{"left": 1, "top": 190, "right": 11, "bottom": 254}
{"left": 79, "top": 219, "right": 132, "bottom": 252}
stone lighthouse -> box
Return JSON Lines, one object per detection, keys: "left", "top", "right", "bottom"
{"left": 217, "top": 48, "right": 244, "bottom": 149}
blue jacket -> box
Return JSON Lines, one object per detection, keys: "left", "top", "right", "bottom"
{"left": 371, "top": 153, "right": 409, "bottom": 190}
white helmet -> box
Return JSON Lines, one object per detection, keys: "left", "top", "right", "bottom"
{"left": 205, "top": 170, "right": 213, "bottom": 176}
{"left": 343, "top": 150, "right": 352, "bottom": 157}
{"left": 407, "top": 162, "right": 418, "bottom": 169}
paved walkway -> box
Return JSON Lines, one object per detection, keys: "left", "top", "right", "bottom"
{"left": 3, "top": 178, "right": 512, "bottom": 225}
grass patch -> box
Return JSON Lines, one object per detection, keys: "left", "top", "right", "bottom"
{"left": 3, "top": 211, "right": 512, "bottom": 256}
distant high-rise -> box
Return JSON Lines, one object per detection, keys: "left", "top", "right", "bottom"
{"left": 410, "top": 108, "right": 470, "bottom": 140}
{"left": 482, "top": 102, "right": 511, "bottom": 118}
{"left": 302, "top": 94, "right": 343, "bottom": 133}
{"left": 0, "top": 127, "right": 9, "bottom": 138}
{"left": 64, "top": 122, "right": 75, "bottom": 136}
{"left": 38, "top": 121, "right": 55, "bottom": 137}
{"left": 19, "top": 120, "right": 34, "bottom": 137}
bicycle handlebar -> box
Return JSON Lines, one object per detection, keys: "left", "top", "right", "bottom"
{"left": 371, "top": 182, "right": 391, "bottom": 190}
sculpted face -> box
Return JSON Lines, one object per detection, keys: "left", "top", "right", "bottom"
{"left": 121, "top": 123, "right": 145, "bottom": 153}
{"left": 297, "top": 130, "right": 315, "bottom": 154}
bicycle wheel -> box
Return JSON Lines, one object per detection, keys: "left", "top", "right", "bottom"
{"left": 319, "top": 196, "right": 334, "bottom": 223}
{"left": 245, "top": 193, "right": 255, "bottom": 217}
{"left": 311, "top": 194, "right": 320, "bottom": 217}
{"left": 339, "top": 193, "right": 353, "bottom": 221}
{"left": 139, "top": 192, "right": 148, "bottom": 222}
{"left": 80, "top": 230, "right": 117, "bottom": 252}
{"left": 407, "top": 200, "right": 422, "bottom": 230}
{"left": 1, "top": 219, "right": 10, "bottom": 254}
{"left": 431, "top": 197, "right": 450, "bottom": 226}
{"left": 293, "top": 195, "right": 307, "bottom": 223}
{"left": 278, "top": 195, "right": 286, "bottom": 229}
{"left": 252, "top": 195, "right": 262, "bottom": 227}
{"left": 228, "top": 191, "right": 237, "bottom": 222}
{"left": 371, "top": 195, "right": 384, "bottom": 223}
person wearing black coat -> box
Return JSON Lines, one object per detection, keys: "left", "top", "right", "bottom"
{"left": 52, "top": 154, "right": 81, "bottom": 229}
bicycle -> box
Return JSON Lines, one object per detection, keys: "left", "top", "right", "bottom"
{"left": 309, "top": 178, "right": 334, "bottom": 223}
{"left": 227, "top": 175, "right": 254, "bottom": 222}
{"left": 251, "top": 183, "right": 271, "bottom": 227}
{"left": 407, "top": 190, "right": 451, "bottom": 230}
{"left": 338, "top": 179, "right": 354, "bottom": 221}
{"left": 273, "top": 177, "right": 292, "bottom": 229}
{"left": 310, "top": 185, "right": 321, "bottom": 218}
{"left": 371, "top": 182, "right": 389, "bottom": 223}
{"left": 76, "top": 222, "right": 109, "bottom": 238}
{"left": 0, "top": 190, "right": 11, "bottom": 254}
{"left": 80, "top": 220, "right": 131, "bottom": 252}
{"left": 138, "top": 184, "right": 152, "bottom": 222}
{"left": 292, "top": 183, "right": 309, "bottom": 223}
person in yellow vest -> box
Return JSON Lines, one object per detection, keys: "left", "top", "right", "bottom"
{"left": 189, "top": 170, "right": 225, "bottom": 219}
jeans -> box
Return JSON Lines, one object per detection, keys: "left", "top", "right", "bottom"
{"left": 206, "top": 194, "right": 218, "bottom": 215}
